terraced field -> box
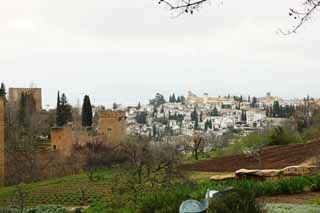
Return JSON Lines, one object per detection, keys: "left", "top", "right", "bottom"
{"left": 0, "top": 170, "right": 114, "bottom": 207}
{"left": 182, "top": 139, "right": 320, "bottom": 172}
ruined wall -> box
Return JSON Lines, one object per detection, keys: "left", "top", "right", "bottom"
{"left": 98, "top": 111, "right": 126, "bottom": 143}
{"left": 9, "top": 88, "right": 42, "bottom": 112}
{"left": 51, "top": 124, "right": 74, "bottom": 156}
{"left": 0, "top": 98, "right": 4, "bottom": 186}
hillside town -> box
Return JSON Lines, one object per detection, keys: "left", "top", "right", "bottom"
{"left": 1, "top": 0, "right": 320, "bottom": 211}
{"left": 126, "top": 91, "right": 306, "bottom": 139}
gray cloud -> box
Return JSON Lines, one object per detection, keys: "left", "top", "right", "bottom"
{"left": 0, "top": 0, "right": 319, "bottom": 107}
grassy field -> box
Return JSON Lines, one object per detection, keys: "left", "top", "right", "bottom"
{"left": 2, "top": 166, "right": 320, "bottom": 211}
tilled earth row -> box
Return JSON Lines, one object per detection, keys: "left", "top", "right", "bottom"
{"left": 182, "top": 140, "right": 320, "bottom": 172}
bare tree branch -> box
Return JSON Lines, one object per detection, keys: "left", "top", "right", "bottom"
{"left": 159, "top": 0, "right": 209, "bottom": 14}
{"left": 159, "top": 0, "right": 320, "bottom": 34}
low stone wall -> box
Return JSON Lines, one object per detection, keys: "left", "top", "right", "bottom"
{"left": 235, "top": 165, "right": 318, "bottom": 181}
{"left": 210, "top": 165, "right": 319, "bottom": 181}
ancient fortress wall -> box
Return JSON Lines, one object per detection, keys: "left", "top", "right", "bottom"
{"left": 51, "top": 124, "right": 74, "bottom": 156}
{"left": 51, "top": 111, "right": 127, "bottom": 156}
{"left": 9, "top": 88, "right": 42, "bottom": 112}
{"left": 98, "top": 111, "right": 126, "bottom": 143}
{"left": 0, "top": 98, "right": 5, "bottom": 186}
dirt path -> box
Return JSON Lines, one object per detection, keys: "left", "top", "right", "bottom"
{"left": 257, "top": 192, "right": 320, "bottom": 204}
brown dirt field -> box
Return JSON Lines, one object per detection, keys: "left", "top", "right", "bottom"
{"left": 181, "top": 139, "right": 320, "bottom": 172}
{"left": 257, "top": 192, "right": 320, "bottom": 204}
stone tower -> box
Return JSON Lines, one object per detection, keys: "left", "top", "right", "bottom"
{"left": 51, "top": 124, "right": 74, "bottom": 156}
{"left": 98, "top": 111, "right": 126, "bottom": 143}
{"left": 0, "top": 97, "right": 5, "bottom": 186}
{"left": 9, "top": 88, "right": 42, "bottom": 112}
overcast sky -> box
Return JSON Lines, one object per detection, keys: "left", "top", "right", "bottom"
{"left": 0, "top": 0, "right": 319, "bottom": 107}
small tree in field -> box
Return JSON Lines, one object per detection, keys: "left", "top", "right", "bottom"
{"left": 192, "top": 133, "right": 204, "bottom": 160}
{"left": 239, "top": 132, "right": 269, "bottom": 168}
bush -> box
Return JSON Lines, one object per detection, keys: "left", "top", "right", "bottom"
{"left": 85, "top": 201, "right": 113, "bottom": 213}
{"left": 84, "top": 176, "right": 320, "bottom": 212}
{"left": 27, "top": 205, "right": 67, "bottom": 213}
{"left": 269, "top": 127, "right": 303, "bottom": 146}
{"left": 302, "top": 126, "right": 320, "bottom": 141}
{"left": 209, "top": 189, "right": 263, "bottom": 213}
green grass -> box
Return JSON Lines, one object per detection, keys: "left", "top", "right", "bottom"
{"left": 181, "top": 149, "right": 227, "bottom": 164}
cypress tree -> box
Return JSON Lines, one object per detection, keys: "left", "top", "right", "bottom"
{"left": 0, "top": 83, "right": 6, "bottom": 100}
{"left": 82, "top": 95, "right": 93, "bottom": 127}
{"left": 172, "top": 93, "right": 176, "bottom": 102}
{"left": 56, "top": 91, "right": 63, "bottom": 126}
{"left": 195, "top": 119, "right": 198, "bottom": 130}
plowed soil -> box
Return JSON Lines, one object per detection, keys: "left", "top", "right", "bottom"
{"left": 182, "top": 139, "right": 320, "bottom": 172}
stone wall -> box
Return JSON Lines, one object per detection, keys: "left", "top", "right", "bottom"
{"left": 51, "top": 124, "right": 74, "bottom": 156}
{"left": 0, "top": 98, "right": 4, "bottom": 186}
{"left": 9, "top": 88, "right": 42, "bottom": 112}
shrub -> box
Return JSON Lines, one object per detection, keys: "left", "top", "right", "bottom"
{"left": 27, "top": 205, "right": 67, "bottom": 213}
{"left": 302, "top": 126, "right": 320, "bottom": 141}
{"left": 268, "top": 127, "right": 303, "bottom": 146}
{"left": 209, "top": 189, "right": 263, "bottom": 213}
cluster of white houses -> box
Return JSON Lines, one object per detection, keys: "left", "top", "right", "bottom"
{"left": 125, "top": 92, "right": 306, "bottom": 138}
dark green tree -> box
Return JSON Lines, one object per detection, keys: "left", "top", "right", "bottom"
{"left": 160, "top": 105, "right": 164, "bottom": 113}
{"left": 241, "top": 110, "right": 247, "bottom": 123}
{"left": 82, "top": 95, "right": 93, "bottom": 128}
{"left": 194, "top": 119, "right": 199, "bottom": 130}
{"left": 204, "top": 120, "right": 209, "bottom": 131}
{"left": 208, "top": 119, "right": 213, "bottom": 129}
{"left": 211, "top": 107, "right": 219, "bottom": 116}
{"left": 56, "top": 91, "right": 63, "bottom": 126}
{"left": 251, "top": 97, "right": 258, "bottom": 108}
{"left": 56, "top": 92, "right": 73, "bottom": 126}
{"left": 172, "top": 93, "right": 176, "bottom": 102}
{"left": 136, "top": 111, "right": 147, "bottom": 124}
{"left": 191, "top": 106, "right": 198, "bottom": 122}
{"left": 273, "top": 101, "right": 280, "bottom": 117}
{"left": 0, "top": 83, "right": 6, "bottom": 101}
{"left": 149, "top": 93, "right": 165, "bottom": 107}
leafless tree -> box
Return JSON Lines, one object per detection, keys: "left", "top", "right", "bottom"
{"left": 73, "top": 140, "right": 116, "bottom": 181}
{"left": 283, "top": 0, "right": 320, "bottom": 34}
{"left": 159, "top": 0, "right": 320, "bottom": 33}
{"left": 192, "top": 132, "right": 204, "bottom": 160}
